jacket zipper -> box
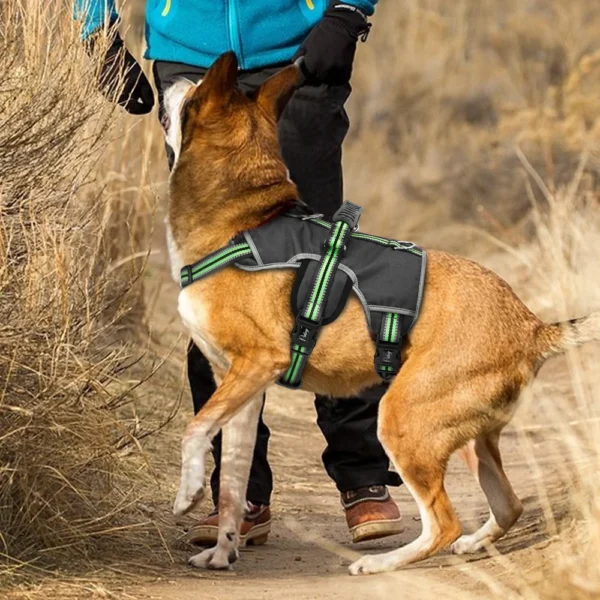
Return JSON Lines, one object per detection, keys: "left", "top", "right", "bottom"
{"left": 227, "top": 0, "right": 244, "bottom": 69}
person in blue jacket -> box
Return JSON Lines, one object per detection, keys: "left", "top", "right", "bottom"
{"left": 75, "top": 0, "right": 405, "bottom": 547}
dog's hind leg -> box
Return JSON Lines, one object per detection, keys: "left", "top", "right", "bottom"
{"left": 451, "top": 432, "right": 523, "bottom": 555}
{"left": 349, "top": 388, "right": 462, "bottom": 575}
{"left": 189, "top": 393, "right": 263, "bottom": 570}
{"left": 173, "top": 355, "right": 275, "bottom": 518}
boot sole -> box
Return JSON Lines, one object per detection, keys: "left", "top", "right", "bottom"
{"left": 184, "top": 519, "right": 271, "bottom": 547}
{"left": 350, "top": 518, "right": 405, "bottom": 543}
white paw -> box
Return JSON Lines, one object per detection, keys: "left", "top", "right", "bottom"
{"left": 173, "top": 482, "right": 205, "bottom": 516}
{"left": 188, "top": 546, "right": 237, "bottom": 570}
{"left": 189, "top": 547, "right": 217, "bottom": 569}
{"left": 451, "top": 535, "right": 486, "bottom": 555}
{"left": 348, "top": 554, "right": 393, "bottom": 576}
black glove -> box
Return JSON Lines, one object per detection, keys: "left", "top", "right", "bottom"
{"left": 294, "top": 3, "right": 371, "bottom": 86}
{"left": 88, "top": 31, "right": 155, "bottom": 115}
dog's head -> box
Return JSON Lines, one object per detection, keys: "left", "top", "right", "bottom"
{"left": 164, "top": 52, "right": 300, "bottom": 173}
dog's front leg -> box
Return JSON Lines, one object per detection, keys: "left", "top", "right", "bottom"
{"left": 189, "top": 393, "right": 263, "bottom": 570}
{"left": 173, "top": 355, "right": 276, "bottom": 552}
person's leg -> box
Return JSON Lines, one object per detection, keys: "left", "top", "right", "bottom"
{"left": 315, "top": 385, "right": 400, "bottom": 492}
{"left": 277, "top": 82, "right": 403, "bottom": 529}
{"left": 153, "top": 61, "right": 273, "bottom": 510}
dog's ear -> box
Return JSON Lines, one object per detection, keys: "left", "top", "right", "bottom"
{"left": 255, "top": 64, "right": 301, "bottom": 120}
{"left": 190, "top": 52, "right": 238, "bottom": 111}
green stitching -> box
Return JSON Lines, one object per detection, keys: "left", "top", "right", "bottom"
{"left": 391, "top": 313, "right": 399, "bottom": 343}
{"left": 383, "top": 313, "right": 392, "bottom": 342}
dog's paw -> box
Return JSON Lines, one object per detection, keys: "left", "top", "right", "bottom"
{"left": 189, "top": 547, "right": 217, "bottom": 569}
{"left": 173, "top": 483, "right": 205, "bottom": 517}
{"left": 188, "top": 546, "right": 237, "bottom": 570}
{"left": 451, "top": 534, "right": 486, "bottom": 555}
{"left": 348, "top": 554, "right": 392, "bottom": 576}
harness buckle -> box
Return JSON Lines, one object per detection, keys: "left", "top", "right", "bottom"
{"left": 290, "top": 315, "right": 321, "bottom": 354}
{"left": 180, "top": 264, "right": 193, "bottom": 288}
{"left": 374, "top": 340, "right": 402, "bottom": 381}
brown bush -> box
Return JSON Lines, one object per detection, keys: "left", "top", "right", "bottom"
{"left": 0, "top": 0, "right": 165, "bottom": 575}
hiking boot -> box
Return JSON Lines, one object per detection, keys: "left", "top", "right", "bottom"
{"left": 342, "top": 485, "right": 404, "bottom": 543}
{"left": 183, "top": 503, "right": 271, "bottom": 547}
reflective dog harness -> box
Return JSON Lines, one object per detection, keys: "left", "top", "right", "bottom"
{"left": 180, "top": 202, "right": 427, "bottom": 388}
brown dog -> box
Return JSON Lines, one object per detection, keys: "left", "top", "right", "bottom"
{"left": 164, "top": 52, "right": 600, "bottom": 575}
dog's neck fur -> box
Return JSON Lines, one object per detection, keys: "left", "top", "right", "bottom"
{"left": 168, "top": 151, "right": 298, "bottom": 268}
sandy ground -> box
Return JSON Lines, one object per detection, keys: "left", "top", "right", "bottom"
{"left": 119, "top": 237, "right": 589, "bottom": 600}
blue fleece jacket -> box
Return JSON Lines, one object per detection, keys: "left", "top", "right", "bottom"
{"left": 73, "top": 0, "right": 378, "bottom": 70}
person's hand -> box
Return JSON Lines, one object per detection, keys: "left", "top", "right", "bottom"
{"left": 88, "top": 32, "right": 155, "bottom": 115}
{"left": 294, "top": 3, "right": 371, "bottom": 86}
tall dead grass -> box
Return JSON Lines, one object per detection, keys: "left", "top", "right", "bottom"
{"left": 0, "top": 0, "right": 169, "bottom": 577}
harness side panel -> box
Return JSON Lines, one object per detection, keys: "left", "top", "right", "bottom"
{"left": 344, "top": 237, "right": 424, "bottom": 336}
{"left": 235, "top": 214, "right": 329, "bottom": 268}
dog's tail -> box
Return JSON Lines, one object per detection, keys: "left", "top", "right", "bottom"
{"left": 536, "top": 312, "right": 600, "bottom": 364}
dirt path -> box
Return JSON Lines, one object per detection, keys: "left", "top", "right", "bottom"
{"left": 127, "top": 235, "right": 584, "bottom": 600}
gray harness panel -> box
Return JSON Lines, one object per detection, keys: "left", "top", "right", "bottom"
{"left": 235, "top": 213, "right": 426, "bottom": 338}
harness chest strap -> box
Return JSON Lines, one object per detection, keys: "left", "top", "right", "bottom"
{"left": 180, "top": 242, "right": 253, "bottom": 288}
{"left": 278, "top": 201, "right": 363, "bottom": 389}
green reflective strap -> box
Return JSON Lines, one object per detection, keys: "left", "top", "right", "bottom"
{"left": 305, "top": 221, "right": 348, "bottom": 321}
{"left": 191, "top": 244, "right": 251, "bottom": 275}
{"left": 180, "top": 243, "right": 252, "bottom": 287}
{"left": 383, "top": 313, "right": 392, "bottom": 342}
{"left": 283, "top": 345, "right": 308, "bottom": 385}
{"left": 281, "top": 218, "right": 353, "bottom": 388}
{"left": 390, "top": 313, "right": 400, "bottom": 343}
{"left": 380, "top": 312, "right": 401, "bottom": 344}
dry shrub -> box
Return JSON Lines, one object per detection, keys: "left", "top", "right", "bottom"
{"left": 0, "top": 0, "right": 167, "bottom": 577}
{"left": 476, "top": 168, "right": 600, "bottom": 599}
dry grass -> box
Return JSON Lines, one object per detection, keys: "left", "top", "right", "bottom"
{"left": 0, "top": 0, "right": 172, "bottom": 579}
{"left": 0, "top": 0, "right": 599, "bottom": 598}
{"left": 348, "top": 0, "right": 600, "bottom": 242}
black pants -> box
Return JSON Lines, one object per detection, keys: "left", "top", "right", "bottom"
{"left": 153, "top": 61, "right": 400, "bottom": 505}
